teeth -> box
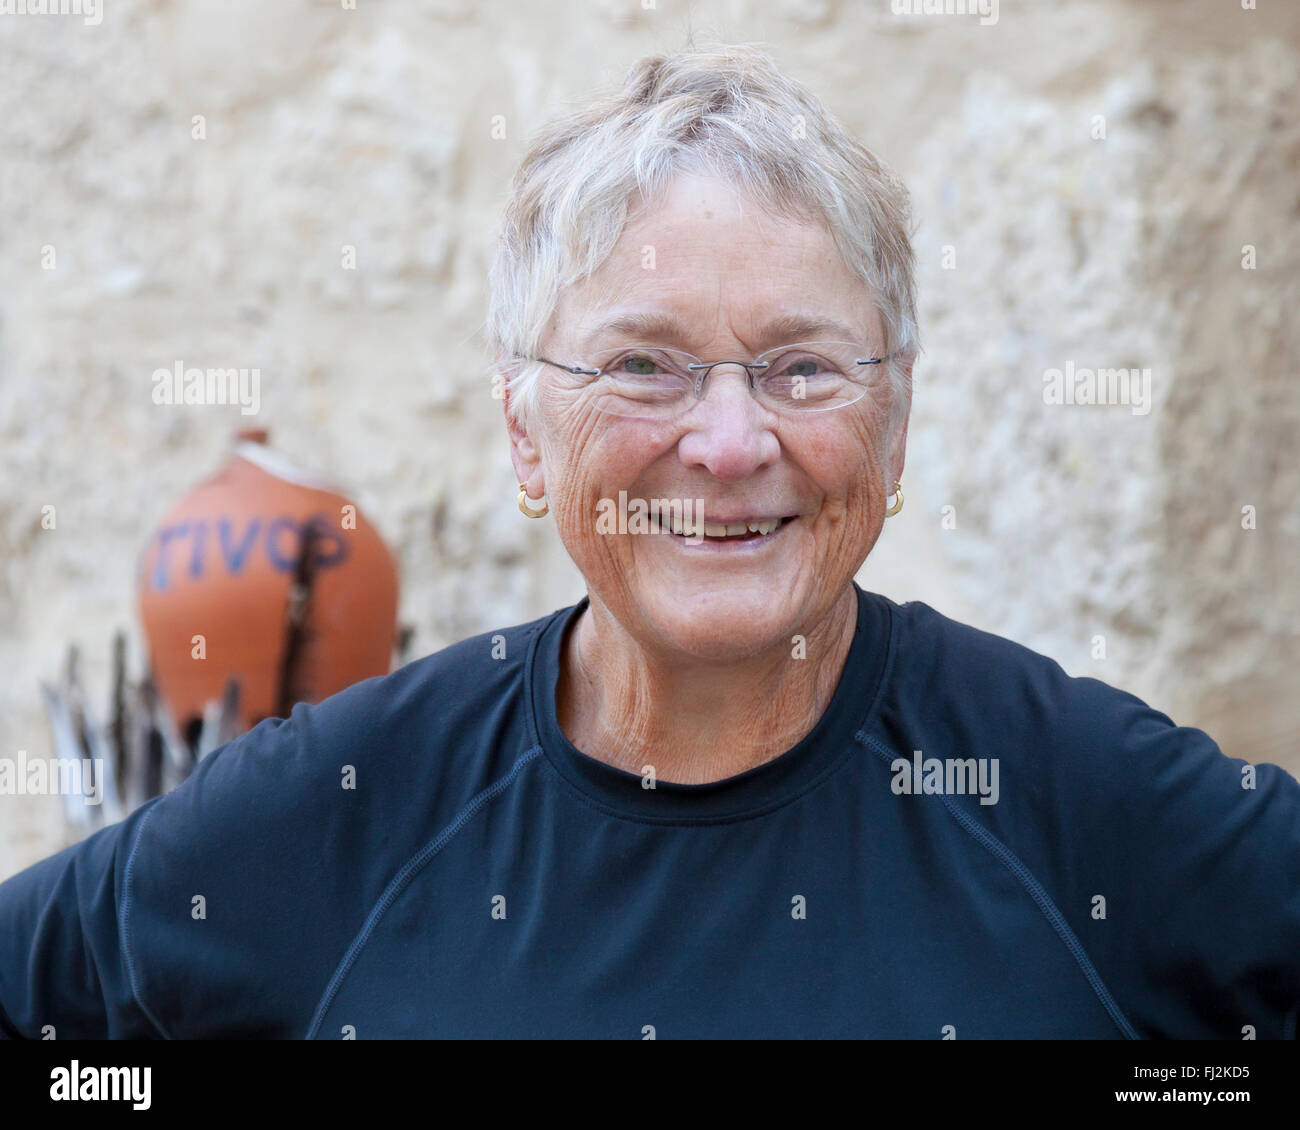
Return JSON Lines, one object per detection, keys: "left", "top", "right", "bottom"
{"left": 695, "top": 518, "right": 785, "bottom": 538}
{"left": 657, "top": 513, "right": 787, "bottom": 538}
{"left": 661, "top": 513, "right": 703, "bottom": 536}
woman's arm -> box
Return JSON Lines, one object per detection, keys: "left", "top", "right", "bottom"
{"left": 0, "top": 801, "right": 164, "bottom": 1039}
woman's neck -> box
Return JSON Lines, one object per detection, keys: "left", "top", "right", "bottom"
{"left": 556, "top": 585, "right": 860, "bottom": 784}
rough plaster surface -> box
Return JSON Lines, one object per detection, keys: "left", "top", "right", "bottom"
{"left": 1, "top": 0, "right": 1296, "bottom": 879}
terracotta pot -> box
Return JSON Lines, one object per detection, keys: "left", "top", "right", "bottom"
{"left": 138, "top": 430, "right": 399, "bottom": 736}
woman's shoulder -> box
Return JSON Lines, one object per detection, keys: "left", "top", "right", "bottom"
{"left": 885, "top": 596, "right": 1145, "bottom": 706}
{"left": 875, "top": 594, "right": 1207, "bottom": 772}
{"left": 369, "top": 601, "right": 568, "bottom": 711}
{"left": 298, "top": 598, "right": 576, "bottom": 756}
{"left": 156, "top": 601, "right": 576, "bottom": 831}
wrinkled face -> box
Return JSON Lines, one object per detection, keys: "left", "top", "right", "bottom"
{"left": 508, "top": 172, "right": 909, "bottom": 661}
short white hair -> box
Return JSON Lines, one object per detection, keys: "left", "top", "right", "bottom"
{"left": 485, "top": 42, "right": 920, "bottom": 433}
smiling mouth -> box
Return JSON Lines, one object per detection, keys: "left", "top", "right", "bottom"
{"left": 653, "top": 513, "right": 795, "bottom": 541}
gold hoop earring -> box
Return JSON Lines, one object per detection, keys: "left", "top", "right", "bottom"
{"left": 885, "top": 481, "right": 903, "bottom": 517}
{"left": 518, "top": 483, "right": 548, "bottom": 518}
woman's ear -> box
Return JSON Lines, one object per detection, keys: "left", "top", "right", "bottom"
{"left": 509, "top": 425, "right": 542, "bottom": 493}
{"left": 889, "top": 351, "right": 914, "bottom": 484}
{"left": 502, "top": 365, "right": 544, "bottom": 496}
{"left": 891, "top": 415, "right": 909, "bottom": 488}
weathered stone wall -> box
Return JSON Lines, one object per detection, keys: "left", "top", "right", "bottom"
{"left": 2, "top": 0, "right": 1296, "bottom": 879}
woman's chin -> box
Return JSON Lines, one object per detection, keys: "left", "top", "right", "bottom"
{"left": 631, "top": 582, "right": 807, "bottom": 662}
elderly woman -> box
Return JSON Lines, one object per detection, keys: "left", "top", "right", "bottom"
{"left": 2, "top": 45, "right": 1297, "bottom": 1042}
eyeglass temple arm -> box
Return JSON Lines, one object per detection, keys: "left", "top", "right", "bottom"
{"left": 517, "top": 351, "right": 894, "bottom": 375}
{"left": 526, "top": 356, "right": 599, "bottom": 376}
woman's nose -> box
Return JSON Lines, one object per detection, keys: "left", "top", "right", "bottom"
{"left": 675, "top": 364, "right": 780, "bottom": 480}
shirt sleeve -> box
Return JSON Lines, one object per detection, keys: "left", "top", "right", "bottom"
{"left": 1066, "top": 682, "right": 1300, "bottom": 1039}
{"left": 0, "top": 692, "right": 390, "bottom": 1040}
{"left": 0, "top": 799, "right": 164, "bottom": 1039}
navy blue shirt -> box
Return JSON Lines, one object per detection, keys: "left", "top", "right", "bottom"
{"left": 2, "top": 585, "right": 1298, "bottom": 1038}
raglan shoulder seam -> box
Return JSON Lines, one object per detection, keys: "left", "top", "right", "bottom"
{"left": 303, "top": 744, "right": 545, "bottom": 1040}
{"left": 854, "top": 730, "right": 1141, "bottom": 1040}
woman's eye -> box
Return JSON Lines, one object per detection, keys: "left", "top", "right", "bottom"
{"left": 776, "top": 357, "right": 826, "bottom": 379}
{"left": 622, "top": 355, "right": 659, "bottom": 376}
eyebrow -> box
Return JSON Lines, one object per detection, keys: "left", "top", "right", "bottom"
{"left": 581, "top": 311, "right": 866, "bottom": 353}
